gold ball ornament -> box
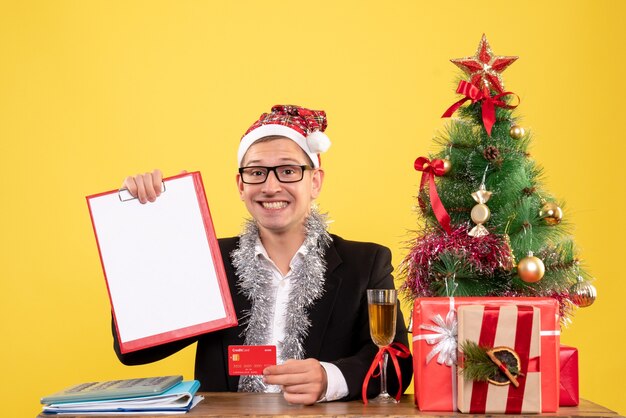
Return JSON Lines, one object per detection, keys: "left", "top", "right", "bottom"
{"left": 517, "top": 253, "right": 545, "bottom": 283}
{"left": 569, "top": 278, "right": 597, "bottom": 307}
{"left": 539, "top": 202, "right": 563, "bottom": 225}
{"left": 510, "top": 125, "right": 525, "bottom": 139}
{"left": 441, "top": 158, "right": 452, "bottom": 175}
{"left": 471, "top": 203, "right": 491, "bottom": 224}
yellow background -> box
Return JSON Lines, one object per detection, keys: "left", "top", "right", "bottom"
{"left": 1, "top": 1, "right": 624, "bottom": 416}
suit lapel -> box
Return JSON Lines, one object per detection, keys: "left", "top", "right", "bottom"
{"left": 225, "top": 280, "right": 253, "bottom": 391}
{"left": 303, "top": 239, "right": 343, "bottom": 359}
{"left": 220, "top": 237, "right": 251, "bottom": 391}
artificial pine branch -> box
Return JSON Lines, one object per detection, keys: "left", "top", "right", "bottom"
{"left": 459, "top": 340, "right": 519, "bottom": 382}
{"left": 459, "top": 340, "right": 499, "bottom": 381}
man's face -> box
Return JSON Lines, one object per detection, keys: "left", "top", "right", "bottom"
{"left": 237, "top": 137, "right": 324, "bottom": 239}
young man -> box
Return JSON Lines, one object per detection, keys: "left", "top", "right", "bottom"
{"left": 114, "top": 105, "right": 412, "bottom": 405}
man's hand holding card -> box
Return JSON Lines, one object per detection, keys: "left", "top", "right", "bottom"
{"left": 228, "top": 345, "right": 277, "bottom": 376}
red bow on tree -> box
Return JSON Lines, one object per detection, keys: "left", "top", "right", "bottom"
{"left": 441, "top": 80, "right": 519, "bottom": 136}
{"left": 362, "top": 342, "right": 411, "bottom": 404}
{"left": 414, "top": 157, "right": 452, "bottom": 234}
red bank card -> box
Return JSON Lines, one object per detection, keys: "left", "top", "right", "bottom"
{"left": 228, "top": 345, "right": 277, "bottom": 376}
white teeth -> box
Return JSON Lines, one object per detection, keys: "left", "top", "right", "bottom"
{"left": 262, "top": 201, "right": 287, "bottom": 209}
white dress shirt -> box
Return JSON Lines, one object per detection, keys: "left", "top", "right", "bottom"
{"left": 254, "top": 238, "right": 349, "bottom": 401}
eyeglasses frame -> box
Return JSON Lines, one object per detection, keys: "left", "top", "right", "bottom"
{"left": 238, "top": 164, "right": 313, "bottom": 184}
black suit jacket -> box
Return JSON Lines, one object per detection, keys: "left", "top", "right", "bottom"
{"left": 114, "top": 234, "right": 412, "bottom": 400}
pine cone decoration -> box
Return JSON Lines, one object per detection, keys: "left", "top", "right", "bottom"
{"left": 483, "top": 146, "right": 501, "bottom": 162}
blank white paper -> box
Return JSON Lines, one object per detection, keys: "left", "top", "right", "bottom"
{"left": 88, "top": 175, "right": 227, "bottom": 344}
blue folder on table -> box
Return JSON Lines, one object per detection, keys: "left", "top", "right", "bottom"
{"left": 41, "top": 380, "right": 202, "bottom": 415}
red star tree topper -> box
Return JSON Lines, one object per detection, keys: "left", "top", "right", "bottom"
{"left": 451, "top": 34, "right": 518, "bottom": 93}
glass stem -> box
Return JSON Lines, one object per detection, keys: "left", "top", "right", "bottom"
{"left": 380, "top": 351, "right": 389, "bottom": 395}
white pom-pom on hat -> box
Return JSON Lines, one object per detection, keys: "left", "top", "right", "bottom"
{"left": 306, "top": 130, "right": 331, "bottom": 154}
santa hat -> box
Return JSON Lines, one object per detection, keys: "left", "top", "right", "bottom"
{"left": 238, "top": 104, "right": 331, "bottom": 168}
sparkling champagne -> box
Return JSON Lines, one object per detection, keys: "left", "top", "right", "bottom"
{"left": 368, "top": 302, "right": 397, "bottom": 347}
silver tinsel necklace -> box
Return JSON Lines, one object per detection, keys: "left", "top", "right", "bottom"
{"left": 232, "top": 208, "right": 331, "bottom": 392}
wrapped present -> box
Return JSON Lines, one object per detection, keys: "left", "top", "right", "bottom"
{"left": 559, "top": 345, "right": 579, "bottom": 406}
{"left": 457, "top": 305, "right": 541, "bottom": 413}
{"left": 412, "top": 297, "right": 560, "bottom": 412}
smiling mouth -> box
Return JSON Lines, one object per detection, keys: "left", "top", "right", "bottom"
{"left": 261, "top": 201, "right": 288, "bottom": 210}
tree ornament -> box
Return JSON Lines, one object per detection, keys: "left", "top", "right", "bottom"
{"left": 509, "top": 125, "right": 525, "bottom": 139}
{"left": 569, "top": 276, "right": 597, "bottom": 307}
{"left": 539, "top": 202, "right": 563, "bottom": 225}
{"left": 450, "top": 34, "right": 518, "bottom": 93}
{"left": 483, "top": 146, "right": 500, "bottom": 162}
{"left": 407, "top": 309, "right": 414, "bottom": 333}
{"left": 414, "top": 157, "right": 452, "bottom": 234}
{"left": 441, "top": 80, "right": 520, "bottom": 137}
{"left": 517, "top": 251, "right": 545, "bottom": 283}
{"left": 469, "top": 183, "right": 492, "bottom": 237}
{"left": 459, "top": 340, "right": 520, "bottom": 386}
{"left": 441, "top": 158, "right": 452, "bottom": 175}
{"left": 441, "top": 146, "right": 453, "bottom": 175}
{"left": 500, "top": 234, "right": 516, "bottom": 271}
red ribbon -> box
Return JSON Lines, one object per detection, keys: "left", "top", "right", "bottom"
{"left": 414, "top": 157, "right": 451, "bottom": 234}
{"left": 505, "top": 305, "right": 534, "bottom": 413}
{"left": 361, "top": 342, "right": 410, "bottom": 404}
{"left": 442, "top": 80, "right": 519, "bottom": 136}
{"left": 469, "top": 306, "right": 500, "bottom": 413}
{"left": 527, "top": 356, "right": 540, "bottom": 373}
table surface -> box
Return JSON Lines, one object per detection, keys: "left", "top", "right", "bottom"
{"left": 36, "top": 392, "right": 623, "bottom": 418}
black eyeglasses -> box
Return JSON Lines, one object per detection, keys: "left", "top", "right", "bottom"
{"left": 238, "top": 165, "right": 312, "bottom": 184}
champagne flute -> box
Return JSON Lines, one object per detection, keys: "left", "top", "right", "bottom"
{"left": 366, "top": 288, "right": 398, "bottom": 404}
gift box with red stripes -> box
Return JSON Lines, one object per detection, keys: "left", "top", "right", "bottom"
{"left": 412, "top": 297, "right": 559, "bottom": 412}
{"left": 457, "top": 304, "right": 541, "bottom": 413}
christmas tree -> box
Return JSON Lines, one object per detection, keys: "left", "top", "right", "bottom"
{"left": 399, "top": 35, "right": 596, "bottom": 323}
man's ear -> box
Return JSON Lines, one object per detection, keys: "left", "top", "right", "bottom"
{"left": 310, "top": 168, "right": 324, "bottom": 199}
{"left": 236, "top": 173, "right": 245, "bottom": 200}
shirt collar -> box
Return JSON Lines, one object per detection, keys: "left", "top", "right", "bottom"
{"left": 254, "top": 237, "right": 309, "bottom": 273}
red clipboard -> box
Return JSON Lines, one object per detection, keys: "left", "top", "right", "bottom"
{"left": 86, "top": 172, "right": 237, "bottom": 353}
